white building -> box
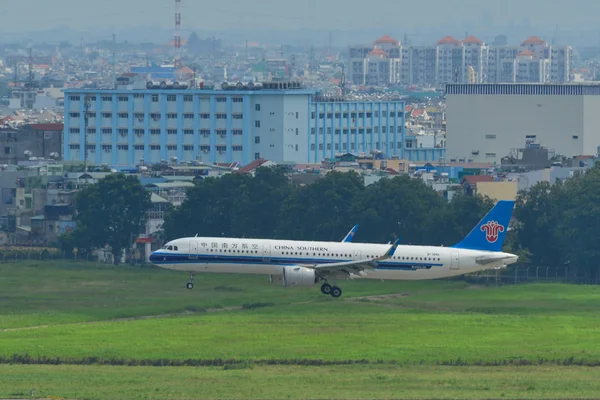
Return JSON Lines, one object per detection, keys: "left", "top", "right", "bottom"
{"left": 351, "top": 35, "right": 573, "bottom": 87}
{"left": 445, "top": 83, "right": 600, "bottom": 163}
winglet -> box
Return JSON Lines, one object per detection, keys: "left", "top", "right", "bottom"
{"left": 341, "top": 224, "right": 359, "bottom": 242}
{"left": 379, "top": 237, "right": 401, "bottom": 260}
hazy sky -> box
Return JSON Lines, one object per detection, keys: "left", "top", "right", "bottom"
{"left": 2, "top": 0, "right": 598, "bottom": 33}
{"left": 2, "top": 0, "right": 599, "bottom": 47}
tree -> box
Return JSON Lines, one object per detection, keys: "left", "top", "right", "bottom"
{"left": 74, "top": 174, "right": 151, "bottom": 264}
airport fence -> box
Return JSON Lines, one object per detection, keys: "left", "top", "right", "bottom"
{"left": 465, "top": 265, "right": 600, "bottom": 285}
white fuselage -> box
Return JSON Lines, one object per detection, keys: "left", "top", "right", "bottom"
{"left": 149, "top": 237, "right": 518, "bottom": 280}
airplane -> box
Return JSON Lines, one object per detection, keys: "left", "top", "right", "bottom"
{"left": 149, "top": 200, "right": 518, "bottom": 298}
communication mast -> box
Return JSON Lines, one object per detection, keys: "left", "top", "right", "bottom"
{"left": 174, "top": 0, "right": 182, "bottom": 68}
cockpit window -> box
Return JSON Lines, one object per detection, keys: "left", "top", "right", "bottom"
{"left": 173, "top": 246, "right": 178, "bottom": 251}
{"left": 161, "top": 245, "right": 178, "bottom": 251}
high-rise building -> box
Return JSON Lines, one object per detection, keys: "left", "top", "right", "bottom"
{"left": 350, "top": 35, "right": 573, "bottom": 87}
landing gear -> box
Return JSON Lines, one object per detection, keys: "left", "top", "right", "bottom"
{"left": 320, "top": 282, "right": 342, "bottom": 298}
{"left": 330, "top": 286, "right": 342, "bottom": 298}
{"left": 186, "top": 272, "right": 195, "bottom": 290}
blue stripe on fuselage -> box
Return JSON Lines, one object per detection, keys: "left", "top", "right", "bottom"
{"left": 149, "top": 252, "right": 443, "bottom": 271}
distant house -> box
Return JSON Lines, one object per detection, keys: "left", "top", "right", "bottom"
{"left": 460, "top": 175, "right": 494, "bottom": 196}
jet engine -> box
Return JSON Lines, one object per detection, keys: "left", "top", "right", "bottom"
{"left": 281, "top": 266, "right": 318, "bottom": 287}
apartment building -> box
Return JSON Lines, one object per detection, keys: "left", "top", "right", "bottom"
{"left": 350, "top": 35, "right": 573, "bottom": 87}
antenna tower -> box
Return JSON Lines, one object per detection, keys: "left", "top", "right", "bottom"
{"left": 174, "top": 0, "right": 182, "bottom": 68}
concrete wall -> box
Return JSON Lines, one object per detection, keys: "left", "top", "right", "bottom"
{"left": 477, "top": 181, "right": 518, "bottom": 201}
{"left": 446, "top": 94, "right": 585, "bottom": 163}
{"left": 0, "top": 127, "right": 62, "bottom": 165}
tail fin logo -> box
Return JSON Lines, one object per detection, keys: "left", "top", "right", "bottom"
{"left": 480, "top": 221, "right": 505, "bottom": 243}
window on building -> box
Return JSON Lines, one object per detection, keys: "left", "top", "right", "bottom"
{"left": 134, "top": 113, "right": 144, "bottom": 120}
{"left": 255, "top": 120, "right": 260, "bottom": 127}
{"left": 573, "top": 135, "right": 579, "bottom": 139}
{"left": 295, "top": 144, "right": 299, "bottom": 151}
{"left": 69, "top": 95, "right": 80, "bottom": 101}
{"left": 134, "top": 94, "right": 144, "bottom": 99}
{"left": 319, "top": 144, "right": 323, "bottom": 150}
{"left": 296, "top": 128, "right": 299, "bottom": 136}
{"left": 118, "top": 129, "right": 128, "bottom": 136}
{"left": 167, "top": 129, "right": 177, "bottom": 135}
{"left": 87, "top": 128, "right": 96, "bottom": 134}
{"left": 4, "top": 146, "right": 12, "bottom": 154}
{"left": 134, "top": 145, "right": 144, "bottom": 150}
{"left": 184, "top": 95, "right": 193, "bottom": 102}
{"left": 233, "top": 98, "right": 243, "bottom": 103}
{"left": 167, "top": 113, "right": 177, "bottom": 119}
{"left": 184, "top": 145, "right": 194, "bottom": 151}
{"left": 150, "top": 129, "right": 160, "bottom": 135}
{"left": 183, "top": 113, "right": 194, "bottom": 119}
{"left": 216, "top": 145, "right": 226, "bottom": 152}
{"left": 184, "top": 129, "right": 193, "bottom": 135}
{"left": 167, "top": 145, "right": 177, "bottom": 150}
{"left": 233, "top": 145, "right": 243, "bottom": 151}
{"left": 118, "top": 113, "right": 128, "bottom": 119}
{"left": 68, "top": 145, "right": 79, "bottom": 150}
{"left": 118, "top": 96, "right": 128, "bottom": 102}
{"left": 150, "top": 145, "right": 160, "bottom": 150}
{"left": 311, "top": 144, "right": 315, "bottom": 150}
{"left": 70, "top": 112, "right": 80, "bottom": 118}
{"left": 152, "top": 95, "right": 159, "bottom": 103}
{"left": 311, "top": 128, "right": 315, "bottom": 135}
{"left": 216, "top": 97, "right": 226, "bottom": 103}
{"left": 255, "top": 152, "right": 260, "bottom": 160}
{"left": 200, "top": 129, "right": 210, "bottom": 136}
{"left": 117, "top": 145, "right": 128, "bottom": 150}
{"left": 102, "top": 128, "right": 112, "bottom": 134}
{"left": 216, "top": 113, "right": 227, "bottom": 119}
{"left": 200, "top": 113, "right": 210, "bottom": 119}
{"left": 232, "top": 129, "right": 242, "bottom": 136}
{"left": 200, "top": 145, "right": 210, "bottom": 152}
{"left": 486, "top": 134, "right": 497, "bottom": 139}
{"left": 255, "top": 136, "right": 260, "bottom": 144}
{"left": 167, "top": 95, "right": 176, "bottom": 102}
{"left": 233, "top": 114, "right": 243, "bottom": 119}
{"left": 102, "top": 113, "right": 112, "bottom": 118}
{"left": 255, "top": 104, "right": 261, "bottom": 111}
{"left": 69, "top": 128, "right": 80, "bottom": 134}
{"left": 101, "top": 96, "right": 112, "bottom": 102}
{"left": 485, "top": 153, "right": 497, "bottom": 157}
{"left": 101, "top": 145, "right": 112, "bottom": 151}
{"left": 296, "top": 112, "right": 299, "bottom": 119}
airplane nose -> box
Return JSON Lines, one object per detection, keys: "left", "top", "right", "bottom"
{"left": 149, "top": 251, "right": 160, "bottom": 263}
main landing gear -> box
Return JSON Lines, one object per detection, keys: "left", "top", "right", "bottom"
{"left": 320, "top": 282, "right": 342, "bottom": 298}
{"left": 186, "top": 272, "right": 195, "bottom": 290}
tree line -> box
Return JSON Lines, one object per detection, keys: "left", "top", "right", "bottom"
{"left": 60, "top": 162, "right": 600, "bottom": 281}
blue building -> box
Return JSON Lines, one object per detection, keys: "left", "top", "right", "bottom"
{"left": 63, "top": 82, "right": 443, "bottom": 166}
{"left": 130, "top": 63, "right": 176, "bottom": 81}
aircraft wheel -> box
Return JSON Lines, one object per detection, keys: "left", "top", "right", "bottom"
{"left": 321, "top": 283, "right": 332, "bottom": 295}
{"left": 330, "top": 286, "right": 342, "bottom": 298}
{"left": 186, "top": 282, "right": 194, "bottom": 290}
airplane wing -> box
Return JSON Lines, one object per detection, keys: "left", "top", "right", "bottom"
{"left": 341, "top": 224, "right": 359, "bottom": 243}
{"left": 300, "top": 237, "right": 402, "bottom": 279}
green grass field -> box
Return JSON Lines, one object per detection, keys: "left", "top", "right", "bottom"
{"left": 1, "top": 261, "right": 600, "bottom": 399}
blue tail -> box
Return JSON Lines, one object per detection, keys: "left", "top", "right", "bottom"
{"left": 452, "top": 200, "right": 515, "bottom": 252}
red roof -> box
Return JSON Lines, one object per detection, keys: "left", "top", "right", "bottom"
{"left": 461, "top": 175, "right": 494, "bottom": 186}
{"left": 522, "top": 36, "right": 546, "bottom": 45}
{"left": 437, "top": 36, "right": 460, "bottom": 45}
{"left": 462, "top": 35, "right": 483, "bottom": 44}
{"left": 411, "top": 109, "right": 425, "bottom": 117}
{"left": 517, "top": 49, "right": 535, "bottom": 57}
{"left": 236, "top": 158, "right": 267, "bottom": 174}
{"left": 374, "top": 35, "right": 399, "bottom": 44}
{"left": 367, "top": 48, "right": 387, "bottom": 57}
{"left": 27, "top": 123, "right": 64, "bottom": 131}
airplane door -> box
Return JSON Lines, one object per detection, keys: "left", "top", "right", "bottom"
{"left": 262, "top": 244, "right": 271, "bottom": 263}
{"left": 450, "top": 251, "right": 459, "bottom": 270}
{"left": 353, "top": 250, "right": 362, "bottom": 261}
{"left": 189, "top": 240, "right": 199, "bottom": 259}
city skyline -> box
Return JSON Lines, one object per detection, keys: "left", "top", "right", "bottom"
{"left": 2, "top": 0, "right": 600, "bottom": 47}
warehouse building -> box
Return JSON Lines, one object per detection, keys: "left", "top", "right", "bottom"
{"left": 445, "top": 83, "right": 600, "bottom": 163}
